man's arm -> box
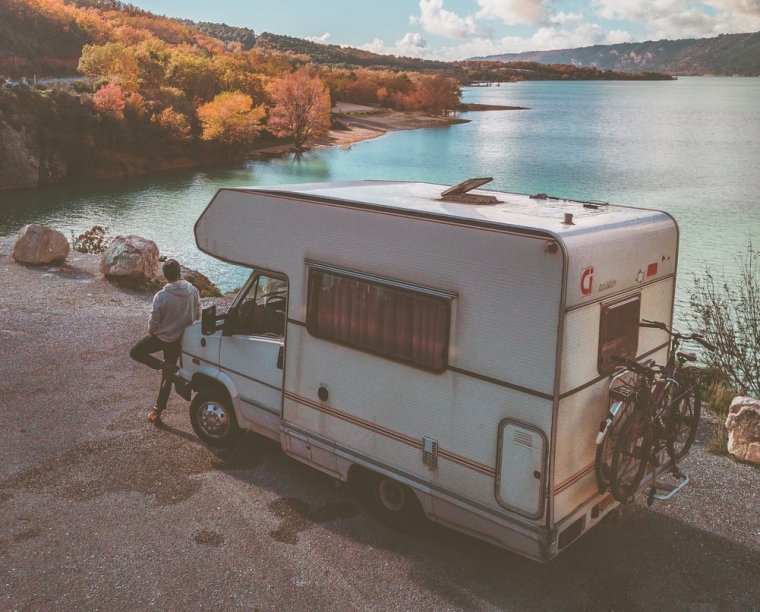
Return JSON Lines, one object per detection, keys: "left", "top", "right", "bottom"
{"left": 193, "top": 287, "right": 201, "bottom": 322}
{"left": 148, "top": 293, "right": 163, "bottom": 334}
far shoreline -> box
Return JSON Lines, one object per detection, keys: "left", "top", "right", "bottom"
{"left": 247, "top": 102, "right": 528, "bottom": 159}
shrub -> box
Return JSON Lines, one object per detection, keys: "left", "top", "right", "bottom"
{"left": 688, "top": 242, "right": 760, "bottom": 398}
{"left": 71, "top": 225, "right": 111, "bottom": 254}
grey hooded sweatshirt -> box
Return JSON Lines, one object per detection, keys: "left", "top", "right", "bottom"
{"left": 149, "top": 279, "right": 201, "bottom": 342}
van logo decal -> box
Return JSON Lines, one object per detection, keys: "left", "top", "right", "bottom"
{"left": 580, "top": 267, "right": 594, "bottom": 296}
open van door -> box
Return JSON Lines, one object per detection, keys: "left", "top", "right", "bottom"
{"left": 220, "top": 272, "right": 287, "bottom": 423}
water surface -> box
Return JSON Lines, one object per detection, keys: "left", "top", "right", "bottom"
{"left": 2, "top": 77, "right": 758, "bottom": 318}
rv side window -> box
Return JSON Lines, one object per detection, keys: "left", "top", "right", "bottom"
{"left": 598, "top": 294, "right": 641, "bottom": 374}
{"left": 306, "top": 269, "right": 450, "bottom": 371}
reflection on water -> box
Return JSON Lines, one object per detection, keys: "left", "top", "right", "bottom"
{"left": 1, "top": 77, "right": 759, "bottom": 310}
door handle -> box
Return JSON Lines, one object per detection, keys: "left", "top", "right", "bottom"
{"left": 277, "top": 346, "right": 284, "bottom": 369}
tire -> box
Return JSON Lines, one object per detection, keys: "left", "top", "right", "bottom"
{"left": 666, "top": 375, "right": 701, "bottom": 461}
{"left": 595, "top": 395, "right": 635, "bottom": 492}
{"left": 367, "top": 474, "right": 425, "bottom": 532}
{"left": 189, "top": 388, "right": 242, "bottom": 447}
{"left": 610, "top": 410, "right": 651, "bottom": 503}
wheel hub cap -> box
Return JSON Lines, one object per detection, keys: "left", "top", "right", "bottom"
{"left": 200, "top": 403, "right": 229, "bottom": 437}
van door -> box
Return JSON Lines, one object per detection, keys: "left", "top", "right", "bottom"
{"left": 220, "top": 273, "right": 287, "bottom": 424}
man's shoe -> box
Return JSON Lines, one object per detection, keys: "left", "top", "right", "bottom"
{"left": 148, "top": 408, "right": 162, "bottom": 424}
{"left": 160, "top": 361, "right": 179, "bottom": 377}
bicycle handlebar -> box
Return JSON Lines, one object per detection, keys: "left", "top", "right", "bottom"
{"left": 611, "top": 355, "right": 662, "bottom": 376}
{"left": 638, "top": 320, "right": 715, "bottom": 352}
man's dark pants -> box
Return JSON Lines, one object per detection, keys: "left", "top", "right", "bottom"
{"left": 130, "top": 334, "right": 181, "bottom": 412}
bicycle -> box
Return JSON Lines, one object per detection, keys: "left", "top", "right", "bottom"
{"left": 638, "top": 320, "right": 715, "bottom": 462}
{"left": 597, "top": 321, "right": 715, "bottom": 504}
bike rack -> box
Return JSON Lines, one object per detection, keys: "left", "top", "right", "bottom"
{"left": 638, "top": 454, "right": 691, "bottom": 505}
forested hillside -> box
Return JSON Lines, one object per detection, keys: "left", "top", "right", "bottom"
{"left": 472, "top": 32, "right": 760, "bottom": 76}
{"left": 0, "top": 0, "right": 677, "bottom": 190}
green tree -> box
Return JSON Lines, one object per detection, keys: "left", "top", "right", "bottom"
{"left": 267, "top": 67, "right": 331, "bottom": 152}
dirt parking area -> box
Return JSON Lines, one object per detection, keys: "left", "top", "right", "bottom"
{"left": 1, "top": 240, "right": 758, "bottom": 610}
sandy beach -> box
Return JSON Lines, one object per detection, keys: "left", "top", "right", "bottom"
{"left": 249, "top": 102, "right": 474, "bottom": 158}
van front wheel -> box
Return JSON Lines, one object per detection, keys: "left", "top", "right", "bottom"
{"left": 368, "top": 474, "right": 424, "bottom": 532}
{"left": 190, "top": 389, "right": 241, "bottom": 447}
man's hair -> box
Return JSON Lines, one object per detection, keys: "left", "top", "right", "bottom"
{"left": 163, "top": 259, "right": 181, "bottom": 282}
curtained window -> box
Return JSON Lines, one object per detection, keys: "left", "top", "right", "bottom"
{"left": 307, "top": 269, "right": 451, "bottom": 371}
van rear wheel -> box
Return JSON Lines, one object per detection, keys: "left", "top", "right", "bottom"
{"left": 368, "top": 474, "right": 424, "bottom": 532}
{"left": 190, "top": 389, "right": 241, "bottom": 447}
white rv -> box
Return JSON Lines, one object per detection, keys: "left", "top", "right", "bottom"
{"left": 176, "top": 179, "right": 679, "bottom": 562}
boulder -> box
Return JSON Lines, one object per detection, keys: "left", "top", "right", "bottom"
{"left": 726, "top": 396, "right": 760, "bottom": 464}
{"left": 100, "top": 235, "right": 159, "bottom": 280}
{"left": 11, "top": 224, "right": 70, "bottom": 264}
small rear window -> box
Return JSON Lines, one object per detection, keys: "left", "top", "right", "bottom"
{"left": 598, "top": 294, "right": 641, "bottom": 374}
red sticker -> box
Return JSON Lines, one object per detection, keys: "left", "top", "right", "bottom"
{"left": 580, "top": 266, "right": 594, "bottom": 296}
{"left": 647, "top": 262, "right": 658, "bottom": 277}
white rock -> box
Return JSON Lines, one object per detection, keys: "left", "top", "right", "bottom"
{"left": 11, "top": 224, "right": 70, "bottom": 264}
{"left": 100, "top": 235, "right": 159, "bottom": 280}
{"left": 726, "top": 396, "right": 760, "bottom": 464}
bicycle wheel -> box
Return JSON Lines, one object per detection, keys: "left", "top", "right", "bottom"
{"left": 610, "top": 409, "right": 651, "bottom": 503}
{"left": 595, "top": 394, "right": 635, "bottom": 492}
{"left": 666, "top": 374, "right": 701, "bottom": 461}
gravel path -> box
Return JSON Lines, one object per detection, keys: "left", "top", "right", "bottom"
{"left": 1, "top": 239, "right": 758, "bottom": 610}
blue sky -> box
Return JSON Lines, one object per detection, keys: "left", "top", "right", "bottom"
{"left": 131, "top": 0, "right": 760, "bottom": 60}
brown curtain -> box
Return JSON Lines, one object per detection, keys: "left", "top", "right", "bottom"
{"left": 310, "top": 272, "right": 448, "bottom": 369}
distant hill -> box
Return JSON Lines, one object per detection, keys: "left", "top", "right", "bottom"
{"left": 174, "top": 19, "right": 257, "bottom": 51}
{"left": 255, "top": 32, "right": 454, "bottom": 71}
{"left": 471, "top": 32, "right": 760, "bottom": 76}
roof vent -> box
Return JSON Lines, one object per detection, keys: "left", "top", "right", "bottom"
{"left": 441, "top": 177, "right": 500, "bottom": 204}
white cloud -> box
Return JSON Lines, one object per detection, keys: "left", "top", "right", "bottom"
{"left": 360, "top": 33, "right": 429, "bottom": 57}
{"left": 592, "top": 0, "right": 760, "bottom": 38}
{"left": 476, "top": 0, "right": 553, "bottom": 26}
{"left": 305, "top": 33, "right": 331, "bottom": 44}
{"left": 411, "top": 0, "right": 477, "bottom": 40}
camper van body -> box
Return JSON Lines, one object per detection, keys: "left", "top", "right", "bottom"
{"left": 178, "top": 180, "right": 679, "bottom": 562}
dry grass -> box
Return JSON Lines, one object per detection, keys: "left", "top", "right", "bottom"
{"left": 702, "top": 374, "right": 735, "bottom": 456}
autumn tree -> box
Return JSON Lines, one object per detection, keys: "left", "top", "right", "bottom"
{"left": 78, "top": 42, "right": 140, "bottom": 91}
{"left": 267, "top": 68, "right": 331, "bottom": 152}
{"left": 92, "top": 82, "right": 126, "bottom": 119}
{"left": 196, "top": 91, "right": 265, "bottom": 159}
{"left": 417, "top": 74, "right": 461, "bottom": 116}
{"left": 152, "top": 107, "right": 192, "bottom": 142}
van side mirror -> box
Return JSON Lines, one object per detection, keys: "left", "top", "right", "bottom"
{"left": 201, "top": 305, "right": 225, "bottom": 335}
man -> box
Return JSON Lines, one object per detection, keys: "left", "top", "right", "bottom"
{"left": 130, "top": 258, "right": 200, "bottom": 424}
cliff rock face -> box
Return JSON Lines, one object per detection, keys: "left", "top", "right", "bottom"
{"left": 0, "top": 114, "right": 67, "bottom": 190}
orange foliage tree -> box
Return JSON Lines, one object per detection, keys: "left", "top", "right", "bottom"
{"left": 417, "top": 74, "right": 461, "bottom": 116}
{"left": 196, "top": 91, "right": 266, "bottom": 158}
{"left": 267, "top": 67, "right": 331, "bottom": 152}
{"left": 92, "top": 82, "right": 125, "bottom": 119}
{"left": 152, "top": 107, "right": 192, "bottom": 142}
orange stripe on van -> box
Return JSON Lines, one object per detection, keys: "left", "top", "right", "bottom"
{"left": 284, "top": 391, "right": 496, "bottom": 478}
{"left": 554, "top": 462, "right": 595, "bottom": 494}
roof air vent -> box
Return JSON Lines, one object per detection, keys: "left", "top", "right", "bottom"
{"left": 440, "top": 177, "right": 500, "bottom": 204}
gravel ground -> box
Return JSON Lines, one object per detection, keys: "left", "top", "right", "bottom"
{"left": 1, "top": 239, "right": 758, "bottom": 611}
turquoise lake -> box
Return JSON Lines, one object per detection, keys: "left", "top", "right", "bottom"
{"left": 1, "top": 76, "right": 759, "bottom": 321}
